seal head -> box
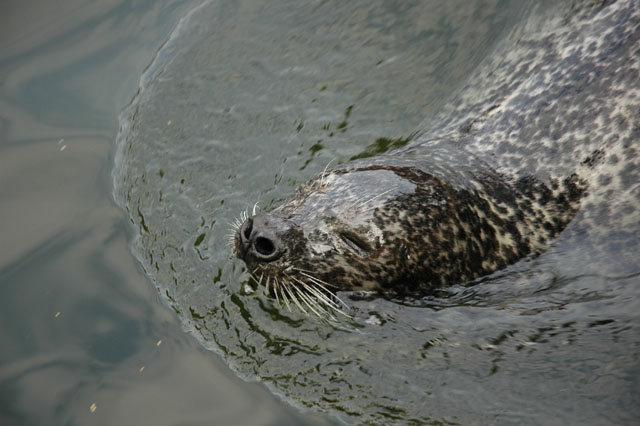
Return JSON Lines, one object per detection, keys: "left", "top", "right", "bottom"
{"left": 234, "top": 0, "right": 638, "bottom": 313}
{"left": 235, "top": 139, "right": 584, "bottom": 301}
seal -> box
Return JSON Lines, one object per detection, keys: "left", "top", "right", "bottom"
{"left": 234, "top": 0, "right": 639, "bottom": 315}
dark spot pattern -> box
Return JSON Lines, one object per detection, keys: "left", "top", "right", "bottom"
{"left": 237, "top": 0, "right": 639, "bottom": 297}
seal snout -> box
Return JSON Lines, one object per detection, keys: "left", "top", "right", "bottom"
{"left": 237, "top": 214, "right": 293, "bottom": 263}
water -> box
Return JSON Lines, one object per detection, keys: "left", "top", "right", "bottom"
{"left": 4, "top": 0, "right": 639, "bottom": 425}
{"left": 0, "top": 1, "right": 332, "bottom": 425}
{"left": 112, "top": 0, "right": 640, "bottom": 424}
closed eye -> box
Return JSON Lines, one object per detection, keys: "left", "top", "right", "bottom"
{"left": 340, "top": 233, "right": 370, "bottom": 258}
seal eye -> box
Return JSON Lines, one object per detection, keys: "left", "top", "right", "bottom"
{"left": 340, "top": 233, "right": 370, "bottom": 258}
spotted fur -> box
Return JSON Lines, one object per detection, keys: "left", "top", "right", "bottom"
{"left": 235, "top": 0, "right": 639, "bottom": 307}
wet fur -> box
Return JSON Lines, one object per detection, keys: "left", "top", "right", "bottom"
{"left": 234, "top": 0, "right": 639, "bottom": 315}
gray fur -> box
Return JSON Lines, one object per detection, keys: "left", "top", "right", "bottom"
{"left": 235, "top": 0, "right": 639, "bottom": 308}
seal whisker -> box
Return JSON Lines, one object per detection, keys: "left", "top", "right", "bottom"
{"left": 295, "top": 270, "right": 339, "bottom": 288}
{"left": 240, "top": 208, "right": 249, "bottom": 224}
{"left": 265, "top": 277, "right": 271, "bottom": 296}
{"left": 305, "top": 281, "right": 350, "bottom": 313}
{"left": 230, "top": 210, "right": 246, "bottom": 234}
{"left": 248, "top": 272, "right": 261, "bottom": 292}
{"left": 274, "top": 277, "right": 292, "bottom": 311}
{"left": 319, "top": 159, "right": 335, "bottom": 187}
{"left": 301, "top": 273, "right": 332, "bottom": 290}
{"left": 223, "top": 215, "right": 240, "bottom": 228}
{"left": 294, "top": 277, "right": 333, "bottom": 304}
{"left": 249, "top": 268, "right": 262, "bottom": 285}
{"left": 300, "top": 273, "right": 344, "bottom": 303}
{"left": 310, "top": 287, "right": 350, "bottom": 316}
{"left": 291, "top": 275, "right": 350, "bottom": 316}
{"left": 252, "top": 201, "right": 261, "bottom": 216}
{"left": 344, "top": 194, "right": 371, "bottom": 212}
{"left": 356, "top": 188, "right": 393, "bottom": 208}
{"left": 295, "top": 273, "right": 336, "bottom": 298}
{"left": 290, "top": 267, "right": 316, "bottom": 275}
{"left": 296, "top": 288, "right": 326, "bottom": 317}
{"left": 283, "top": 280, "right": 307, "bottom": 314}
{"left": 227, "top": 217, "right": 240, "bottom": 233}
{"left": 293, "top": 281, "right": 331, "bottom": 318}
{"left": 290, "top": 276, "right": 340, "bottom": 317}
{"left": 273, "top": 277, "right": 281, "bottom": 306}
{"left": 279, "top": 279, "right": 293, "bottom": 312}
{"left": 350, "top": 192, "right": 378, "bottom": 207}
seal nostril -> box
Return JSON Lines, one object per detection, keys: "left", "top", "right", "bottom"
{"left": 237, "top": 214, "right": 290, "bottom": 262}
{"left": 255, "top": 236, "right": 276, "bottom": 257}
{"left": 242, "top": 218, "right": 253, "bottom": 241}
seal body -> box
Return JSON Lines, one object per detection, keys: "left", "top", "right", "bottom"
{"left": 235, "top": 0, "right": 639, "bottom": 303}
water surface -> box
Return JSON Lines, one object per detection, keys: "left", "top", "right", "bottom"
{"left": 113, "top": 0, "right": 640, "bottom": 425}
{"left": 0, "top": 1, "right": 333, "bottom": 425}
